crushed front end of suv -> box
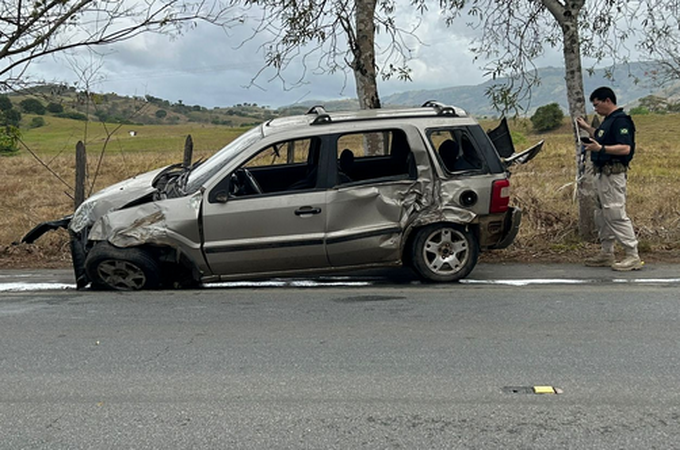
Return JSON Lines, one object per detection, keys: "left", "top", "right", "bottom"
{"left": 23, "top": 101, "right": 542, "bottom": 290}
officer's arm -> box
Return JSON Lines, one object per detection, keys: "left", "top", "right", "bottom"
{"left": 598, "top": 143, "right": 631, "bottom": 156}
{"left": 603, "top": 118, "right": 634, "bottom": 156}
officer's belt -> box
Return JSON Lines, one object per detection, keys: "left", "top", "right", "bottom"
{"left": 595, "top": 161, "right": 627, "bottom": 175}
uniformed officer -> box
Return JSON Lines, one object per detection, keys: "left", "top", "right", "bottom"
{"left": 576, "top": 86, "right": 642, "bottom": 271}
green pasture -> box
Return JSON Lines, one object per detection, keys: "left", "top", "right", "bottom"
{"left": 19, "top": 115, "right": 249, "bottom": 156}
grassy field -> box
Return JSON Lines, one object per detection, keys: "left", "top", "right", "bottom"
{"left": 1, "top": 113, "right": 679, "bottom": 269}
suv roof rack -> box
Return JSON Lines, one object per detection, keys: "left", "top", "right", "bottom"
{"left": 421, "top": 100, "right": 459, "bottom": 116}
{"left": 301, "top": 101, "right": 463, "bottom": 127}
{"left": 306, "top": 105, "right": 332, "bottom": 124}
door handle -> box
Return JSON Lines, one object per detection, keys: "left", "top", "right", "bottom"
{"left": 294, "top": 206, "right": 322, "bottom": 216}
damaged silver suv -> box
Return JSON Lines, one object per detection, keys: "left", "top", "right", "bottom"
{"left": 24, "top": 101, "right": 542, "bottom": 290}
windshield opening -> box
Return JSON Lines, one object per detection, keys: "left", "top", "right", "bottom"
{"left": 184, "top": 126, "right": 263, "bottom": 193}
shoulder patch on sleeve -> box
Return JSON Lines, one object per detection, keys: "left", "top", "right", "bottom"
{"left": 620, "top": 128, "right": 629, "bottom": 135}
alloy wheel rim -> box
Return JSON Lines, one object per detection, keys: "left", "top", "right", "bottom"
{"left": 97, "top": 260, "right": 147, "bottom": 290}
{"left": 422, "top": 228, "right": 469, "bottom": 275}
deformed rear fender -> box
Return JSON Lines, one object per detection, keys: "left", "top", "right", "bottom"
{"left": 400, "top": 206, "right": 478, "bottom": 260}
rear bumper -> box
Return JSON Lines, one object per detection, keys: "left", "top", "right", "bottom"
{"left": 478, "top": 207, "right": 522, "bottom": 250}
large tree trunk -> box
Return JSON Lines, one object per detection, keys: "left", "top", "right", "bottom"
{"left": 352, "top": 0, "right": 381, "bottom": 110}
{"left": 351, "top": 0, "right": 382, "bottom": 155}
{"left": 544, "top": 0, "right": 597, "bottom": 240}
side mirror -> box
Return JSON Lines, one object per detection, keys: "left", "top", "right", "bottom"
{"left": 213, "top": 190, "right": 229, "bottom": 203}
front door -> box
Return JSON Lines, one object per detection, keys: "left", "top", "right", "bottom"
{"left": 202, "top": 191, "right": 328, "bottom": 276}
{"left": 201, "top": 136, "right": 330, "bottom": 277}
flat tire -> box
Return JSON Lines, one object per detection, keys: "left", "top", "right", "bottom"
{"left": 85, "top": 242, "right": 160, "bottom": 291}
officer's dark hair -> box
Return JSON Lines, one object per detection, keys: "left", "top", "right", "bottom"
{"left": 589, "top": 86, "right": 617, "bottom": 105}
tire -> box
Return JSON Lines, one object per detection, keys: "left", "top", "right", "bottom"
{"left": 410, "top": 223, "right": 479, "bottom": 282}
{"left": 85, "top": 242, "right": 161, "bottom": 291}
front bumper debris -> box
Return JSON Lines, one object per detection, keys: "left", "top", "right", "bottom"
{"left": 20, "top": 216, "right": 72, "bottom": 244}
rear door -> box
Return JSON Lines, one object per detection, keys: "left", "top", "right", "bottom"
{"left": 324, "top": 127, "right": 421, "bottom": 267}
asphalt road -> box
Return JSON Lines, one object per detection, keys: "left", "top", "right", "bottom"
{"left": 1, "top": 264, "right": 680, "bottom": 448}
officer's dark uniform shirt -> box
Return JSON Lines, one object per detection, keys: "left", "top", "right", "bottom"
{"left": 590, "top": 108, "right": 636, "bottom": 167}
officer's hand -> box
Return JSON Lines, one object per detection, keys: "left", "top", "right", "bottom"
{"left": 576, "top": 116, "right": 588, "bottom": 129}
{"left": 584, "top": 141, "right": 602, "bottom": 152}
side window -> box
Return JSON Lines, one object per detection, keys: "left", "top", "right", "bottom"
{"left": 335, "top": 129, "right": 415, "bottom": 185}
{"left": 245, "top": 139, "right": 311, "bottom": 168}
{"left": 217, "top": 137, "right": 320, "bottom": 200}
{"left": 429, "top": 128, "right": 484, "bottom": 174}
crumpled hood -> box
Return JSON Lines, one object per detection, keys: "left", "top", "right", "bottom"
{"left": 69, "top": 166, "right": 168, "bottom": 233}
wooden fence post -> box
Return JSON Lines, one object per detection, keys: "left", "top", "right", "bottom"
{"left": 75, "top": 141, "right": 86, "bottom": 210}
{"left": 287, "top": 141, "right": 295, "bottom": 164}
{"left": 183, "top": 135, "right": 193, "bottom": 168}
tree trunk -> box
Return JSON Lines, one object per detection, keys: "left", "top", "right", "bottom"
{"left": 349, "top": 0, "right": 383, "bottom": 155}
{"left": 544, "top": 0, "right": 597, "bottom": 240}
{"left": 352, "top": 0, "right": 381, "bottom": 110}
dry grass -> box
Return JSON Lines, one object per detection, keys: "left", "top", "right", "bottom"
{"left": 2, "top": 115, "right": 679, "bottom": 269}
{"left": 488, "top": 114, "right": 680, "bottom": 263}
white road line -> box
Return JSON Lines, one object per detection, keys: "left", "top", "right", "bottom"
{"left": 0, "top": 282, "right": 76, "bottom": 292}
{"left": 463, "top": 278, "right": 680, "bottom": 286}
{"left": 614, "top": 278, "right": 680, "bottom": 283}
{"left": 1, "top": 278, "right": 679, "bottom": 292}
{"left": 461, "top": 279, "right": 592, "bottom": 286}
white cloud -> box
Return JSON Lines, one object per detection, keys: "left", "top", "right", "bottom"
{"left": 24, "top": 2, "right": 566, "bottom": 108}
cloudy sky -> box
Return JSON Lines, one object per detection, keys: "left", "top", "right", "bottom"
{"left": 28, "top": 4, "right": 566, "bottom": 109}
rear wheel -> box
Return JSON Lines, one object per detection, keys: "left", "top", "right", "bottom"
{"left": 85, "top": 242, "right": 160, "bottom": 291}
{"left": 410, "top": 224, "right": 478, "bottom": 282}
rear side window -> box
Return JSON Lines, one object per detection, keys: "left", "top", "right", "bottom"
{"left": 429, "top": 128, "right": 484, "bottom": 174}
{"left": 335, "top": 129, "right": 415, "bottom": 185}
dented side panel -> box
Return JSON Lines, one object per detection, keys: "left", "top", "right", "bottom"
{"left": 325, "top": 180, "right": 417, "bottom": 266}
{"left": 325, "top": 126, "right": 487, "bottom": 267}
{"left": 88, "top": 192, "right": 206, "bottom": 272}
{"left": 325, "top": 126, "right": 431, "bottom": 267}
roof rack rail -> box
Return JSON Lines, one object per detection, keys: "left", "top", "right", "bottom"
{"left": 421, "top": 100, "right": 458, "bottom": 117}
{"left": 306, "top": 105, "right": 332, "bottom": 124}
{"left": 306, "top": 105, "right": 327, "bottom": 115}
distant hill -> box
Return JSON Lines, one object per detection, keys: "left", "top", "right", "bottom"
{"left": 383, "top": 62, "right": 680, "bottom": 115}
{"left": 8, "top": 85, "right": 280, "bottom": 127}
{"left": 7, "top": 62, "right": 679, "bottom": 126}
{"left": 295, "top": 62, "right": 680, "bottom": 116}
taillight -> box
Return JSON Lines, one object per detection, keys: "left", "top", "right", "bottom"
{"left": 490, "top": 179, "right": 510, "bottom": 213}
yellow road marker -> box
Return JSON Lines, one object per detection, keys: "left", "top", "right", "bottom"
{"left": 533, "top": 386, "right": 556, "bottom": 394}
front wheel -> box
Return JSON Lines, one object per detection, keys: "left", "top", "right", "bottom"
{"left": 410, "top": 224, "right": 478, "bottom": 282}
{"left": 85, "top": 242, "right": 160, "bottom": 291}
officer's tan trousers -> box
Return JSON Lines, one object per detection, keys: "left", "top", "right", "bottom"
{"left": 593, "top": 172, "right": 639, "bottom": 256}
